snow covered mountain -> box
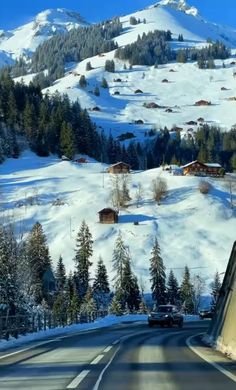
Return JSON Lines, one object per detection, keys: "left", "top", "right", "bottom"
{"left": 117, "top": 0, "right": 236, "bottom": 47}
{"left": 0, "top": 8, "right": 88, "bottom": 59}
{"left": 24, "top": 1, "right": 236, "bottom": 139}
{"left": 154, "top": 0, "right": 200, "bottom": 17}
{"left": 0, "top": 50, "right": 13, "bottom": 67}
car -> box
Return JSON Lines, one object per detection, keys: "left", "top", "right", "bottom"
{"left": 199, "top": 307, "right": 215, "bottom": 319}
{"left": 148, "top": 305, "right": 184, "bottom": 328}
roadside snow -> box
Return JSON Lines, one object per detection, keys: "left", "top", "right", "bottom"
{"left": 0, "top": 313, "right": 199, "bottom": 352}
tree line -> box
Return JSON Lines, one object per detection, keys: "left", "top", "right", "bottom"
{"left": 0, "top": 70, "right": 136, "bottom": 165}
{"left": 115, "top": 31, "right": 230, "bottom": 67}
{"left": 0, "top": 221, "right": 221, "bottom": 320}
{"left": 0, "top": 69, "right": 235, "bottom": 171}
{"left": 8, "top": 18, "right": 122, "bottom": 84}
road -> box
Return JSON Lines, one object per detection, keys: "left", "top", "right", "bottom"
{"left": 0, "top": 320, "right": 235, "bottom": 390}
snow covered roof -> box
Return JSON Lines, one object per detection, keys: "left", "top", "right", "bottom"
{"left": 181, "top": 161, "right": 222, "bottom": 169}
{"left": 98, "top": 208, "right": 118, "bottom": 214}
{"left": 181, "top": 160, "right": 199, "bottom": 168}
{"left": 205, "top": 163, "right": 222, "bottom": 168}
{"left": 108, "top": 162, "right": 130, "bottom": 168}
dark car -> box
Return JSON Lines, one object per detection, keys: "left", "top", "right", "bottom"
{"left": 199, "top": 307, "right": 215, "bottom": 319}
{"left": 148, "top": 305, "right": 184, "bottom": 328}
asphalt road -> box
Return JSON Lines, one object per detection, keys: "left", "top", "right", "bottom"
{"left": 0, "top": 320, "right": 235, "bottom": 390}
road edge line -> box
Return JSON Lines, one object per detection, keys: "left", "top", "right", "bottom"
{"left": 186, "top": 333, "right": 236, "bottom": 383}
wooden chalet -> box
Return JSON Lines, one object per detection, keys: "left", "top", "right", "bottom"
{"left": 107, "top": 162, "right": 130, "bottom": 174}
{"left": 194, "top": 100, "right": 211, "bottom": 106}
{"left": 182, "top": 160, "right": 223, "bottom": 176}
{"left": 98, "top": 208, "right": 118, "bottom": 224}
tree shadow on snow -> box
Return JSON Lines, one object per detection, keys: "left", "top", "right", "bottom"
{"left": 118, "top": 214, "right": 157, "bottom": 224}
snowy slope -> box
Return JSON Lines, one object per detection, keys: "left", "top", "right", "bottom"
{"left": 1, "top": 151, "right": 235, "bottom": 292}
{"left": 40, "top": 52, "right": 236, "bottom": 141}
{"left": 0, "top": 50, "right": 13, "bottom": 67}
{"left": 116, "top": 0, "right": 236, "bottom": 48}
{"left": 25, "top": 1, "right": 235, "bottom": 138}
{"left": 0, "top": 8, "right": 88, "bottom": 59}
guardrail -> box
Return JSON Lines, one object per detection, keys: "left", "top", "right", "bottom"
{"left": 0, "top": 311, "right": 108, "bottom": 341}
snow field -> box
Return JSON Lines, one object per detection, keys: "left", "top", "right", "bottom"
{"left": 1, "top": 151, "right": 235, "bottom": 292}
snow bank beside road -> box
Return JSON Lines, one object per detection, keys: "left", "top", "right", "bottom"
{"left": 0, "top": 314, "right": 199, "bottom": 352}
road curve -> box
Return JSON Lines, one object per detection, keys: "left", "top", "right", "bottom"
{"left": 0, "top": 321, "right": 235, "bottom": 390}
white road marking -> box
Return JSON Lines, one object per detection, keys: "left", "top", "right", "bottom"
{"left": 103, "top": 346, "right": 112, "bottom": 353}
{"left": 67, "top": 369, "right": 90, "bottom": 389}
{"left": 112, "top": 339, "right": 120, "bottom": 345}
{"left": 90, "top": 354, "right": 104, "bottom": 365}
{"left": 0, "top": 329, "right": 98, "bottom": 361}
{"left": 186, "top": 334, "right": 236, "bottom": 383}
{"left": 92, "top": 345, "right": 121, "bottom": 390}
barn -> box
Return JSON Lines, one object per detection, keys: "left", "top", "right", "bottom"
{"left": 98, "top": 208, "right": 118, "bottom": 224}
{"left": 107, "top": 162, "right": 130, "bottom": 174}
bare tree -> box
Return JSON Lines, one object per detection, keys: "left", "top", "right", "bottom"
{"left": 109, "top": 174, "right": 131, "bottom": 210}
{"left": 151, "top": 176, "right": 167, "bottom": 204}
{"left": 135, "top": 182, "right": 144, "bottom": 207}
{"left": 224, "top": 175, "right": 236, "bottom": 209}
{"left": 193, "top": 274, "right": 206, "bottom": 314}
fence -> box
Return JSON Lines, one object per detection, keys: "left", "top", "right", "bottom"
{"left": 0, "top": 310, "right": 108, "bottom": 341}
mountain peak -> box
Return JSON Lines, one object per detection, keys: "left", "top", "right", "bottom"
{"left": 0, "top": 8, "right": 88, "bottom": 59}
{"left": 154, "top": 0, "right": 200, "bottom": 18}
{"left": 34, "top": 8, "right": 88, "bottom": 27}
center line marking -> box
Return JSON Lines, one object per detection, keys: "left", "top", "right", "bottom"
{"left": 67, "top": 370, "right": 90, "bottom": 389}
{"left": 103, "top": 346, "right": 112, "bottom": 353}
{"left": 90, "top": 354, "right": 104, "bottom": 365}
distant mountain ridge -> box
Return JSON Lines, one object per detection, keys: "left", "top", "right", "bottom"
{"left": 0, "top": 8, "right": 88, "bottom": 60}
{"left": 1, "top": 1, "right": 236, "bottom": 66}
{"left": 153, "top": 0, "right": 200, "bottom": 18}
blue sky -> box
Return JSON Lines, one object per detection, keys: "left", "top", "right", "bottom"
{"left": 0, "top": 1, "right": 235, "bottom": 30}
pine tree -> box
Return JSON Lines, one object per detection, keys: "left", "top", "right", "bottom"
{"left": 26, "top": 222, "right": 53, "bottom": 305}
{"left": 211, "top": 271, "right": 221, "bottom": 306}
{"left": 138, "top": 299, "right": 148, "bottom": 314}
{"left": 74, "top": 220, "right": 93, "bottom": 300}
{"left": 79, "top": 75, "right": 87, "bottom": 88}
{"left": 105, "top": 59, "right": 115, "bottom": 72}
{"left": 67, "top": 286, "right": 80, "bottom": 321}
{"left": 55, "top": 255, "right": 66, "bottom": 293}
{"left": 80, "top": 286, "right": 96, "bottom": 316}
{"left": 180, "top": 266, "right": 194, "bottom": 314}
{"left": 177, "top": 50, "right": 187, "bottom": 63}
{"left": 122, "top": 255, "right": 140, "bottom": 311}
{"left": 109, "top": 293, "right": 122, "bottom": 315}
{"left": 52, "top": 291, "right": 67, "bottom": 322}
{"left": 0, "top": 225, "right": 20, "bottom": 315}
{"left": 93, "top": 257, "right": 110, "bottom": 310}
{"left": 86, "top": 61, "right": 93, "bottom": 71}
{"left": 93, "top": 86, "right": 100, "bottom": 96}
{"left": 100, "top": 77, "right": 108, "bottom": 88}
{"left": 166, "top": 270, "right": 179, "bottom": 305}
{"left": 112, "top": 232, "right": 129, "bottom": 291}
{"left": 59, "top": 121, "right": 75, "bottom": 160}
{"left": 149, "top": 237, "right": 166, "bottom": 305}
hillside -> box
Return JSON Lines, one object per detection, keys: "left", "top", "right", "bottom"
{"left": 1, "top": 151, "right": 235, "bottom": 291}
{"left": 11, "top": 0, "right": 235, "bottom": 139}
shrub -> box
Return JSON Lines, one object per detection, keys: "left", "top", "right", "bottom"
{"left": 199, "top": 180, "right": 211, "bottom": 194}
